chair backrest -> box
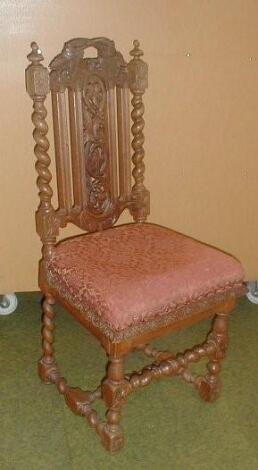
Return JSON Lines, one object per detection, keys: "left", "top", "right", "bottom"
{"left": 26, "top": 38, "right": 149, "bottom": 259}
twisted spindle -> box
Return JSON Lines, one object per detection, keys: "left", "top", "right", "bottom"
{"left": 38, "top": 294, "right": 59, "bottom": 384}
{"left": 131, "top": 93, "right": 146, "bottom": 194}
{"left": 26, "top": 42, "right": 57, "bottom": 259}
{"left": 32, "top": 101, "right": 53, "bottom": 212}
{"left": 41, "top": 295, "right": 56, "bottom": 363}
{"left": 128, "top": 40, "right": 149, "bottom": 222}
{"left": 136, "top": 343, "right": 172, "bottom": 361}
{"left": 125, "top": 337, "right": 217, "bottom": 395}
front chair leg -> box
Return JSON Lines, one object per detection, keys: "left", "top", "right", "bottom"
{"left": 101, "top": 356, "right": 126, "bottom": 452}
{"left": 197, "top": 312, "right": 229, "bottom": 402}
{"left": 38, "top": 293, "right": 59, "bottom": 384}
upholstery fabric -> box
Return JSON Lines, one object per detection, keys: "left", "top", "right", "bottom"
{"left": 46, "top": 223, "right": 245, "bottom": 340}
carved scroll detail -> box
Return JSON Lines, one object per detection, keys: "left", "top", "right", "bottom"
{"left": 49, "top": 37, "right": 126, "bottom": 92}
{"left": 82, "top": 75, "right": 111, "bottom": 215}
{"left": 46, "top": 38, "right": 135, "bottom": 230}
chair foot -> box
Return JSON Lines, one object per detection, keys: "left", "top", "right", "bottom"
{"left": 101, "top": 423, "right": 124, "bottom": 452}
{"left": 38, "top": 357, "right": 59, "bottom": 384}
{"left": 196, "top": 376, "right": 222, "bottom": 403}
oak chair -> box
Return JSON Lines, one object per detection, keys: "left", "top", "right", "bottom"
{"left": 26, "top": 38, "right": 246, "bottom": 452}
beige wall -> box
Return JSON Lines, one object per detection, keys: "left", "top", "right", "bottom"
{"left": 1, "top": 0, "right": 258, "bottom": 292}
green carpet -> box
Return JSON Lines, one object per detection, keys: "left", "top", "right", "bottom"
{"left": 0, "top": 293, "right": 258, "bottom": 469}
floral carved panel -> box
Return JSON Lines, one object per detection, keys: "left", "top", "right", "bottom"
{"left": 82, "top": 75, "right": 111, "bottom": 215}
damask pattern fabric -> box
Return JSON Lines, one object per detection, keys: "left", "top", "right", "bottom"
{"left": 46, "top": 223, "right": 245, "bottom": 340}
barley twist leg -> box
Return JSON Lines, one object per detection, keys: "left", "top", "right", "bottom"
{"left": 196, "top": 313, "right": 229, "bottom": 402}
{"left": 38, "top": 293, "right": 59, "bottom": 384}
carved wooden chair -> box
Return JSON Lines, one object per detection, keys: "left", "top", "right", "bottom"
{"left": 26, "top": 38, "right": 246, "bottom": 452}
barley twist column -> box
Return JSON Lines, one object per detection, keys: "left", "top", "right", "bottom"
{"left": 26, "top": 43, "right": 59, "bottom": 383}
{"left": 26, "top": 42, "right": 58, "bottom": 259}
{"left": 38, "top": 294, "right": 59, "bottom": 384}
{"left": 128, "top": 40, "right": 150, "bottom": 222}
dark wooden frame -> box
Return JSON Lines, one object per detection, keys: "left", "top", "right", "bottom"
{"left": 26, "top": 38, "right": 244, "bottom": 452}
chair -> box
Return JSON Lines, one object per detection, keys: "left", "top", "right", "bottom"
{"left": 26, "top": 38, "right": 246, "bottom": 452}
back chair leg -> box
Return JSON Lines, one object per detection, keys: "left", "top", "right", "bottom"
{"left": 101, "top": 356, "right": 126, "bottom": 452}
{"left": 197, "top": 312, "right": 229, "bottom": 402}
{"left": 38, "top": 293, "right": 59, "bottom": 384}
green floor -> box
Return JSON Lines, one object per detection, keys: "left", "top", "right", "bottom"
{"left": 0, "top": 293, "right": 258, "bottom": 469}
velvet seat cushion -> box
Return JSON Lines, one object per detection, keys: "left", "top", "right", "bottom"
{"left": 46, "top": 223, "right": 245, "bottom": 341}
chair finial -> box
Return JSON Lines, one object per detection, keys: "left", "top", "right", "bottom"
{"left": 27, "top": 42, "right": 44, "bottom": 64}
{"left": 128, "top": 39, "right": 148, "bottom": 94}
{"left": 26, "top": 41, "right": 49, "bottom": 99}
{"left": 130, "top": 39, "right": 144, "bottom": 59}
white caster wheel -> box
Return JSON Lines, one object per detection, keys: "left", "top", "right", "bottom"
{"left": 0, "top": 294, "right": 18, "bottom": 315}
{"left": 246, "top": 282, "right": 258, "bottom": 305}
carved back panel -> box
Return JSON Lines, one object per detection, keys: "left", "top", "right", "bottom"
{"left": 50, "top": 37, "right": 135, "bottom": 232}
{"left": 26, "top": 38, "right": 149, "bottom": 256}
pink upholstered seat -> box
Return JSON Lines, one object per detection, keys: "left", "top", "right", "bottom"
{"left": 46, "top": 223, "right": 245, "bottom": 341}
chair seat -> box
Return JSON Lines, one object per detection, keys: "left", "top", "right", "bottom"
{"left": 45, "top": 223, "right": 245, "bottom": 341}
